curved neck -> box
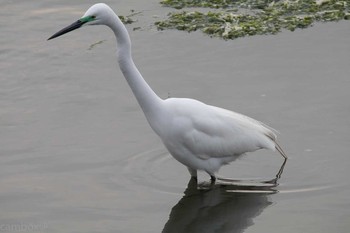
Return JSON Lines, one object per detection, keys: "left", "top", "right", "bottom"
{"left": 106, "top": 13, "right": 163, "bottom": 117}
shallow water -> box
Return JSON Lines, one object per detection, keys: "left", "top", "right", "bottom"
{"left": 1, "top": 0, "right": 350, "bottom": 232}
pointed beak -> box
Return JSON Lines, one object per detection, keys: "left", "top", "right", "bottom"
{"left": 48, "top": 19, "right": 86, "bottom": 40}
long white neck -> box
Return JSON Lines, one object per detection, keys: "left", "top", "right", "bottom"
{"left": 105, "top": 11, "right": 163, "bottom": 122}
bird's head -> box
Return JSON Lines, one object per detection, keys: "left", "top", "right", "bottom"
{"left": 48, "top": 3, "right": 113, "bottom": 40}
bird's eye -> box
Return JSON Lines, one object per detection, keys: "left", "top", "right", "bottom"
{"left": 91, "top": 15, "right": 96, "bottom": 19}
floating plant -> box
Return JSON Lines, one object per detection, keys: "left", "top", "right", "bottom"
{"left": 156, "top": 0, "right": 350, "bottom": 39}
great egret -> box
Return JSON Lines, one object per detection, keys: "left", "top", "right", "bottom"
{"left": 48, "top": 3, "right": 287, "bottom": 182}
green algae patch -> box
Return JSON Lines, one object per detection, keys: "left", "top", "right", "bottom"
{"left": 156, "top": 11, "right": 280, "bottom": 39}
{"left": 156, "top": 0, "right": 350, "bottom": 39}
{"left": 160, "top": 0, "right": 277, "bottom": 9}
{"left": 119, "top": 10, "right": 142, "bottom": 25}
{"left": 88, "top": 40, "right": 106, "bottom": 50}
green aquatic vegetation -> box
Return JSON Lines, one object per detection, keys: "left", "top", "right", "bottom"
{"left": 119, "top": 10, "right": 142, "bottom": 24}
{"left": 160, "top": 0, "right": 276, "bottom": 9}
{"left": 119, "top": 15, "right": 136, "bottom": 24}
{"left": 156, "top": 11, "right": 281, "bottom": 39}
{"left": 156, "top": 0, "right": 350, "bottom": 39}
{"left": 88, "top": 40, "right": 106, "bottom": 50}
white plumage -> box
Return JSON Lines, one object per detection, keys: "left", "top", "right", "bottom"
{"left": 155, "top": 98, "right": 282, "bottom": 178}
{"left": 48, "top": 3, "right": 287, "bottom": 182}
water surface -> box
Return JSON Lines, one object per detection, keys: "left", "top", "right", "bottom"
{"left": 1, "top": 0, "right": 350, "bottom": 232}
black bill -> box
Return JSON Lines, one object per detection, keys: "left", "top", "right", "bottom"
{"left": 48, "top": 20, "right": 86, "bottom": 40}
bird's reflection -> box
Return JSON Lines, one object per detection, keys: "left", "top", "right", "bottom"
{"left": 163, "top": 156, "right": 286, "bottom": 233}
{"left": 163, "top": 177, "right": 280, "bottom": 233}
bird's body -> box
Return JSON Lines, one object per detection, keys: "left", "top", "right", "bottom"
{"left": 48, "top": 3, "right": 287, "bottom": 182}
{"left": 151, "top": 97, "right": 278, "bottom": 177}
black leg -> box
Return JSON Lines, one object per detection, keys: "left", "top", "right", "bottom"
{"left": 262, "top": 157, "right": 287, "bottom": 185}
{"left": 276, "top": 157, "right": 287, "bottom": 180}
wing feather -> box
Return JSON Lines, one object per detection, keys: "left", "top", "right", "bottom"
{"left": 181, "top": 102, "right": 277, "bottom": 159}
{"left": 163, "top": 98, "right": 282, "bottom": 161}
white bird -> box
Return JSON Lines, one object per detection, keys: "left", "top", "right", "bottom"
{"left": 48, "top": 3, "right": 287, "bottom": 182}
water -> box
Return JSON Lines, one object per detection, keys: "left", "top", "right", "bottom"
{"left": 1, "top": 0, "right": 350, "bottom": 232}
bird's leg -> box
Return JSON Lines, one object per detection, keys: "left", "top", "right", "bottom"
{"left": 187, "top": 167, "right": 197, "bottom": 179}
{"left": 259, "top": 142, "right": 288, "bottom": 184}
{"left": 275, "top": 142, "right": 288, "bottom": 160}
{"left": 263, "top": 157, "right": 287, "bottom": 185}
{"left": 207, "top": 171, "right": 216, "bottom": 184}
{"left": 275, "top": 157, "right": 287, "bottom": 180}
